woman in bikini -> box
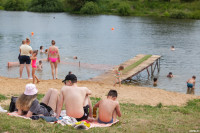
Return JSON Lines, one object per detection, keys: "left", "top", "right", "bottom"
{"left": 48, "top": 40, "right": 60, "bottom": 79}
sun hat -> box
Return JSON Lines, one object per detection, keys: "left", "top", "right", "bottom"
{"left": 62, "top": 74, "right": 77, "bottom": 83}
{"left": 24, "top": 83, "right": 38, "bottom": 95}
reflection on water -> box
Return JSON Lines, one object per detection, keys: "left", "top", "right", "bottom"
{"left": 0, "top": 11, "right": 200, "bottom": 95}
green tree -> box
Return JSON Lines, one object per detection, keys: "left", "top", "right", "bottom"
{"left": 65, "top": 0, "right": 86, "bottom": 12}
{"left": 80, "top": 1, "right": 99, "bottom": 14}
{"left": 29, "top": 0, "right": 64, "bottom": 12}
{"left": 4, "top": 0, "right": 26, "bottom": 11}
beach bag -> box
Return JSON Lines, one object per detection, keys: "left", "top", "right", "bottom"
{"left": 9, "top": 96, "right": 18, "bottom": 112}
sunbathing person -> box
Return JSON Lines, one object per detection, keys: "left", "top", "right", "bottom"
{"left": 56, "top": 74, "right": 93, "bottom": 121}
{"left": 16, "top": 83, "right": 59, "bottom": 117}
{"left": 94, "top": 90, "right": 121, "bottom": 124}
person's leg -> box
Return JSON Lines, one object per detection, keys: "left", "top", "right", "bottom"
{"left": 32, "top": 68, "right": 35, "bottom": 84}
{"left": 46, "top": 89, "right": 59, "bottom": 112}
{"left": 50, "top": 62, "right": 55, "bottom": 79}
{"left": 191, "top": 88, "right": 195, "bottom": 95}
{"left": 26, "top": 64, "right": 31, "bottom": 79}
{"left": 187, "top": 87, "right": 190, "bottom": 94}
{"left": 42, "top": 88, "right": 53, "bottom": 105}
{"left": 118, "top": 78, "right": 121, "bottom": 87}
{"left": 83, "top": 96, "right": 93, "bottom": 117}
{"left": 54, "top": 62, "right": 58, "bottom": 79}
{"left": 19, "top": 64, "right": 24, "bottom": 78}
{"left": 112, "top": 109, "right": 117, "bottom": 122}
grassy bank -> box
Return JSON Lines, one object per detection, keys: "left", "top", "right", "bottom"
{"left": 0, "top": 0, "right": 200, "bottom": 19}
{"left": 0, "top": 94, "right": 200, "bottom": 132}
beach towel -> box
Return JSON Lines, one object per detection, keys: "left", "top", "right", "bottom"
{"left": 7, "top": 111, "right": 30, "bottom": 119}
{"left": 88, "top": 120, "right": 119, "bottom": 129}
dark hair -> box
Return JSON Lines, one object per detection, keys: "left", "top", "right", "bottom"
{"left": 169, "top": 72, "right": 172, "bottom": 75}
{"left": 153, "top": 78, "right": 157, "bottom": 82}
{"left": 40, "top": 46, "right": 43, "bottom": 49}
{"left": 171, "top": 46, "right": 174, "bottom": 48}
{"left": 39, "top": 60, "right": 42, "bottom": 64}
{"left": 118, "top": 66, "right": 124, "bottom": 71}
{"left": 51, "top": 40, "right": 55, "bottom": 45}
{"left": 68, "top": 71, "right": 72, "bottom": 75}
{"left": 33, "top": 50, "right": 38, "bottom": 55}
{"left": 192, "top": 76, "right": 196, "bottom": 79}
{"left": 108, "top": 90, "right": 118, "bottom": 97}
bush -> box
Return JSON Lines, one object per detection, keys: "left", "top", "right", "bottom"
{"left": 180, "top": 0, "right": 195, "bottom": 2}
{"left": 0, "top": 6, "right": 4, "bottom": 10}
{"left": 170, "top": 10, "right": 188, "bottom": 19}
{"left": 4, "top": 0, "right": 26, "bottom": 11}
{"left": 163, "top": 11, "right": 170, "bottom": 17}
{"left": 80, "top": 1, "right": 99, "bottom": 14}
{"left": 118, "top": 3, "right": 131, "bottom": 16}
{"left": 65, "top": 0, "right": 86, "bottom": 12}
{"left": 29, "top": 0, "right": 64, "bottom": 12}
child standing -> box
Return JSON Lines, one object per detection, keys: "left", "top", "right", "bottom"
{"left": 40, "top": 46, "right": 44, "bottom": 53}
{"left": 114, "top": 66, "right": 124, "bottom": 87}
{"left": 31, "top": 50, "right": 40, "bottom": 84}
{"left": 94, "top": 90, "right": 121, "bottom": 124}
{"left": 186, "top": 76, "right": 196, "bottom": 94}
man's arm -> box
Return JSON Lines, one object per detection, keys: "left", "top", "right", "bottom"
{"left": 56, "top": 90, "right": 64, "bottom": 118}
{"left": 115, "top": 102, "right": 121, "bottom": 117}
{"left": 86, "top": 88, "right": 92, "bottom": 95}
{"left": 26, "top": 111, "right": 33, "bottom": 117}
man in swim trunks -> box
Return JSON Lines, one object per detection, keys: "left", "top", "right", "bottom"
{"left": 56, "top": 74, "right": 93, "bottom": 121}
{"left": 94, "top": 90, "right": 121, "bottom": 124}
{"left": 186, "top": 76, "right": 196, "bottom": 94}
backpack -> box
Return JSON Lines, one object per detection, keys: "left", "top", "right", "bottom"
{"left": 9, "top": 96, "right": 18, "bottom": 112}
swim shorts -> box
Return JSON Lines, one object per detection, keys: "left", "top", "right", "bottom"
{"left": 187, "top": 83, "right": 193, "bottom": 88}
{"left": 98, "top": 118, "right": 113, "bottom": 124}
{"left": 19, "top": 55, "right": 31, "bottom": 64}
{"left": 76, "top": 105, "right": 89, "bottom": 121}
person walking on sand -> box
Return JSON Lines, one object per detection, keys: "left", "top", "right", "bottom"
{"left": 114, "top": 66, "right": 124, "bottom": 87}
{"left": 19, "top": 38, "right": 32, "bottom": 79}
{"left": 186, "top": 76, "right": 196, "bottom": 94}
{"left": 56, "top": 74, "right": 93, "bottom": 121}
{"left": 48, "top": 40, "right": 60, "bottom": 79}
{"left": 31, "top": 50, "right": 40, "bottom": 84}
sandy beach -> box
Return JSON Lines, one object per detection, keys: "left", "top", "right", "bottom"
{"left": 0, "top": 76, "right": 199, "bottom": 106}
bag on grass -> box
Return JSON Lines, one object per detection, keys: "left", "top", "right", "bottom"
{"left": 9, "top": 96, "right": 18, "bottom": 112}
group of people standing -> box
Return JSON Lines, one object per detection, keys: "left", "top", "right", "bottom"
{"left": 19, "top": 39, "right": 60, "bottom": 83}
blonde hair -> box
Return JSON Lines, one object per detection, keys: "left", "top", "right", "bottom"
{"left": 16, "top": 94, "right": 37, "bottom": 111}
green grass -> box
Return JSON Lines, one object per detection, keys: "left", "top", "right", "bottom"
{"left": 0, "top": 94, "right": 7, "bottom": 102}
{"left": 1, "top": 98, "right": 200, "bottom": 132}
{"left": 122, "top": 55, "right": 152, "bottom": 74}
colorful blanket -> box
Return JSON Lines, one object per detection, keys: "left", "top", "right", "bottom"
{"left": 7, "top": 112, "right": 119, "bottom": 129}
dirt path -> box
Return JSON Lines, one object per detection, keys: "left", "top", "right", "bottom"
{"left": 0, "top": 76, "right": 199, "bottom": 106}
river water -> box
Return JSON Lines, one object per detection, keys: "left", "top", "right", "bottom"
{"left": 0, "top": 11, "right": 200, "bottom": 95}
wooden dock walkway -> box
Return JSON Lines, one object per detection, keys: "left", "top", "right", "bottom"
{"left": 90, "top": 54, "right": 161, "bottom": 84}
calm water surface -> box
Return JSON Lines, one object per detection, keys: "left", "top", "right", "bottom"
{"left": 0, "top": 11, "right": 200, "bottom": 95}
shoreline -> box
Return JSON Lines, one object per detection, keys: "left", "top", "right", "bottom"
{"left": 0, "top": 76, "right": 199, "bottom": 106}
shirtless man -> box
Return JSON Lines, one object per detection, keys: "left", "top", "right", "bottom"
{"left": 56, "top": 74, "right": 93, "bottom": 121}
{"left": 94, "top": 90, "right": 121, "bottom": 124}
{"left": 186, "top": 76, "right": 196, "bottom": 94}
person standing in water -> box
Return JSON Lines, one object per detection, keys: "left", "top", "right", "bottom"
{"left": 186, "top": 76, "right": 196, "bottom": 94}
{"left": 48, "top": 40, "right": 60, "bottom": 79}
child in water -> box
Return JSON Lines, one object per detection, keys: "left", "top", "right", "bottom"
{"left": 40, "top": 46, "right": 44, "bottom": 53}
{"left": 37, "top": 60, "right": 43, "bottom": 71}
{"left": 114, "top": 66, "right": 124, "bottom": 87}
{"left": 171, "top": 46, "right": 175, "bottom": 51}
{"left": 44, "top": 49, "right": 48, "bottom": 54}
{"left": 31, "top": 50, "right": 40, "bottom": 84}
{"left": 186, "top": 76, "right": 196, "bottom": 94}
{"left": 167, "top": 72, "right": 173, "bottom": 78}
{"left": 153, "top": 78, "right": 157, "bottom": 87}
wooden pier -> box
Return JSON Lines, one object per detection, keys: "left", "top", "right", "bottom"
{"left": 90, "top": 54, "right": 161, "bottom": 84}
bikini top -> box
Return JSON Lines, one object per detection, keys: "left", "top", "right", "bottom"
{"left": 49, "top": 49, "right": 57, "bottom": 54}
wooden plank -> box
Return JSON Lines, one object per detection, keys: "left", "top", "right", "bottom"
{"left": 90, "top": 54, "right": 161, "bottom": 84}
